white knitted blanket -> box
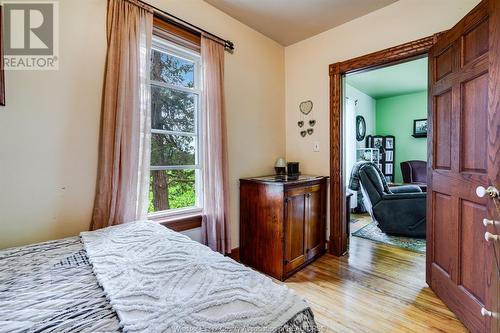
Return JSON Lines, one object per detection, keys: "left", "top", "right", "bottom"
{"left": 80, "top": 221, "right": 309, "bottom": 333}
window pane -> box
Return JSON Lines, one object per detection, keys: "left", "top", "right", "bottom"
{"left": 151, "top": 133, "right": 195, "bottom": 166}
{"left": 151, "top": 49, "right": 195, "bottom": 88}
{"left": 151, "top": 85, "right": 196, "bottom": 133}
{"left": 149, "top": 170, "right": 196, "bottom": 212}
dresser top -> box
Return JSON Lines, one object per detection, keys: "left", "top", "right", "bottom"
{"left": 240, "top": 175, "right": 327, "bottom": 185}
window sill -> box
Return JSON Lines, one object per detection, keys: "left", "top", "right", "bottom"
{"left": 152, "top": 214, "right": 202, "bottom": 232}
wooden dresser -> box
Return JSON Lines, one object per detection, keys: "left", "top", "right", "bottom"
{"left": 239, "top": 175, "right": 328, "bottom": 281}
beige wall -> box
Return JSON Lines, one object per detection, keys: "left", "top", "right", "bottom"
{"left": 284, "top": 0, "right": 481, "bottom": 178}
{"left": 1, "top": 0, "right": 482, "bottom": 250}
{"left": 0, "top": 0, "right": 285, "bottom": 249}
{"left": 0, "top": 0, "right": 107, "bottom": 249}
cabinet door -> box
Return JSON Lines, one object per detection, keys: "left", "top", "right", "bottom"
{"left": 284, "top": 192, "right": 307, "bottom": 273}
{"left": 305, "top": 185, "right": 325, "bottom": 260}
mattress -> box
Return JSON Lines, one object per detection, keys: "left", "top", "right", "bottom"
{"left": 0, "top": 223, "right": 318, "bottom": 333}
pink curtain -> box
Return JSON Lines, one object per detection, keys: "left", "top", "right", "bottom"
{"left": 90, "top": 0, "right": 153, "bottom": 231}
{"left": 201, "top": 36, "right": 231, "bottom": 254}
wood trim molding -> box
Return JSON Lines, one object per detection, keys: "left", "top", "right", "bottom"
{"left": 156, "top": 214, "right": 202, "bottom": 232}
{"left": 329, "top": 34, "right": 442, "bottom": 76}
{"left": 227, "top": 247, "right": 240, "bottom": 262}
{"left": 328, "top": 34, "right": 443, "bottom": 256}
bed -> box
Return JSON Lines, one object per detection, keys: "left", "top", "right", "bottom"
{"left": 0, "top": 221, "right": 318, "bottom": 333}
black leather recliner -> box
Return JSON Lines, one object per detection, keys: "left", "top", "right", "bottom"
{"left": 349, "top": 162, "right": 426, "bottom": 238}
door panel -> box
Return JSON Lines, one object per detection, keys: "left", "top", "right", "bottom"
{"left": 433, "top": 192, "right": 457, "bottom": 277}
{"left": 428, "top": 1, "right": 498, "bottom": 332}
{"left": 306, "top": 186, "right": 323, "bottom": 260}
{"left": 461, "top": 73, "right": 488, "bottom": 173}
{"left": 460, "top": 200, "right": 488, "bottom": 304}
{"left": 285, "top": 193, "right": 306, "bottom": 273}
{"left": 434, "top": 90, "right": 452, "bottom": 169}
{"left": 436, "top": 47, "right": 453, "bottom": 80}
{"left": 463, "top": 18, "right": 488, "bottom": 65}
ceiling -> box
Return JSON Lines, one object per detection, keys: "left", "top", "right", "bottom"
{"left": 203, "top": 0, "right": 398, "bottom": 46}
{"left": 346, "top": 57, "right": 428, "bottom": 99}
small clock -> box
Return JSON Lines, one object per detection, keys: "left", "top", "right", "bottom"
{"left": 356, "top": 116, "right": 366, "bottom": 141}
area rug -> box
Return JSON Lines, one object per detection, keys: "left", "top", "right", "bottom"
{"left": 352, "top": 222, "right": 426, "bottom": 253}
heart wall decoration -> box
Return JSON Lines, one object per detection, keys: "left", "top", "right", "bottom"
{"left": 299, "top": 100, "right": 313, "bottom": 115}
{"left": 298, "top": 100, "right": 316, "bottom": 138}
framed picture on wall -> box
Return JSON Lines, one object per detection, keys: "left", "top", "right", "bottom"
{"left": 412, "top": 119, "right": 428, "bottom": 137}
{"left": 385, "top": 150, "right": 393, "bottom": 162}
{"left": 373, "top": 137, "right": 383, "bottom": 149}
{"left": 385, "top": 164, "right": 393, "bottom": 174}
{"left": 385, "top": 137, "right": 394, "bottom": 149}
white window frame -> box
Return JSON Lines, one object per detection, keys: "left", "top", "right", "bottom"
{"left": 148, "top": 36, "right": 203, "bottom": 220}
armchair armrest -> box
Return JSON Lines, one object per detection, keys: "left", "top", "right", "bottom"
{"left": 389, "top": 185, "right": 422, "bottom": 194}
{"left": 382, "top": 192, "right": 427, "bottom": 200}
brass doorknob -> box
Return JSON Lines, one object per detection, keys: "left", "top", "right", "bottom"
{"left": 476, "top": 186, "right": 499, "bottom": 198}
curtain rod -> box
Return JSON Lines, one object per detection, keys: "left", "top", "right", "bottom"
{"left": 137, "top": 0, "right": 235, "bottom": 53}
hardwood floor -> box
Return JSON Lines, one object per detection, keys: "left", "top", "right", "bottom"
{"left": 284, "top": 237, "right": 467, "bottom": 333}
{"left": 349, "top": 213, "right": 372, "bottom": 234}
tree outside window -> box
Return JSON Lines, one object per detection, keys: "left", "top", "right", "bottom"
{"left": 149, "top": 40, "right": 202, "bottom": 215}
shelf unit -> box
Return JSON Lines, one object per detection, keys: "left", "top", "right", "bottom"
{"left": 365, "top": 135, "right": 395, "bottom": 183}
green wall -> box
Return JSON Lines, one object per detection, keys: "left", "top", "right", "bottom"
{"left": 376, "top": 91, "right": 427, "bottom": 183}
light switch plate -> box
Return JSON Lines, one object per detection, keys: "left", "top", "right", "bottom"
{"left": 313, "top": 142, "right": 320, "bottom": 152}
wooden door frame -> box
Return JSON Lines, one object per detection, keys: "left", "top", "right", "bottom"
{"left": 328, "top": 34, "right": 443, "bottom": 256}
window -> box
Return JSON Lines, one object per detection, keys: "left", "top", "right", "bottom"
{"left": 149, "top": 36, "right": 202, "bottom": 218}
